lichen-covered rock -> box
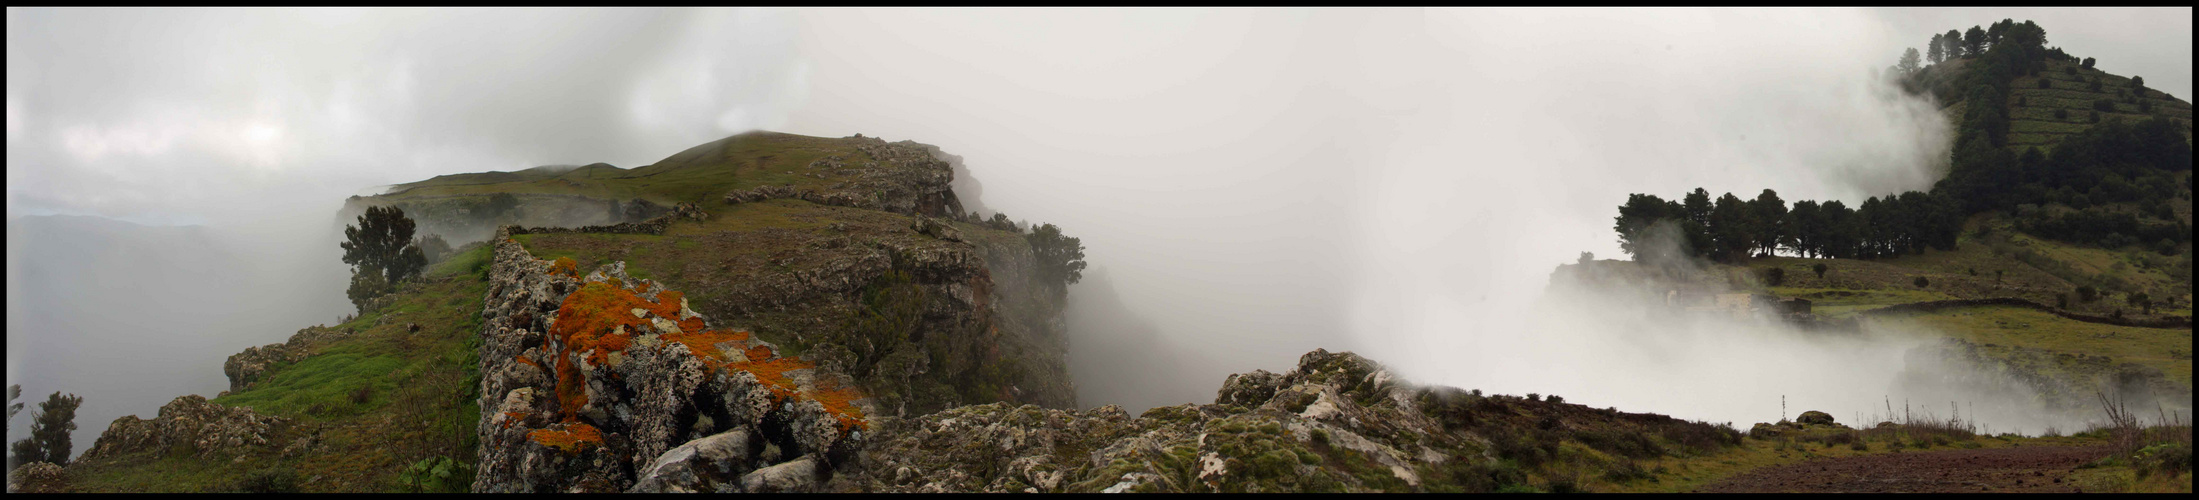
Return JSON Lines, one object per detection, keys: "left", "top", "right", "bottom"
{"left": 472, "top": 229, "right": 874, "bottom": 493}
{"left": 80, "top": 395, "right": 291, "bottom": 462}
{"left": 223, "top": 326, "right": 350, "bottom": 392}
{"left": 6, "top": 461, "right": 66, "bottom": 493}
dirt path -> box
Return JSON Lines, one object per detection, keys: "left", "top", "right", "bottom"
{"left": 1697, "top": 445, "right": 2114, "bottom": 493}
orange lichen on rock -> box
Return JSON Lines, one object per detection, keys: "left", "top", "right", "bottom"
{"left": 730, "top": 357, "right": 808, "bottom": 389}
{"left": 807, "top": 376, "right": 869, "bottom": 433}
{"left": 501, "top": 411, "right": 528, "bottom": 429}
{"left": 661, "top": 329, "right": 751, "bottom": 362}
{"left": 534, "top": 272, "right": 871, "bottom": 433}
{"left": 549, "top": 257, "right": 581, "bottom": 277}
{"left": 515, "top": 355, "right": 542, "bottom": 370}
{"left": 547, "top": 281, "right": 682, "bottom": 420}
{"left": 527, "top": 423, "right": 602, "bottom": 453}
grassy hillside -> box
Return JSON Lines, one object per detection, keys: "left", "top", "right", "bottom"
{"left": 2006, "top": 59, "right": 2195, "bottom": 150}
{"left": 65, "top": 246, "right": 493, "bottom": 493}
{"left": 376, "top": 131, "right": 869, "bottom": 206}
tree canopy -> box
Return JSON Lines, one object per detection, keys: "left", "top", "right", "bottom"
{"left": 342, "top": 205, "right": 429, "bottom": 284}
{"left": 9, "top": 391, "right": 83, "bottom": 468}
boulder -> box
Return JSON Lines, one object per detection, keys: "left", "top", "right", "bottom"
{"left": 6, "top": 461, "right": 66, "bottom": 493}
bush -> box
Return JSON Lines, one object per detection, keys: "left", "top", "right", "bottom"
{"left": 238, "top": 466, "right": 301, "bottom": 493}
{"left": 1913, "top": 276, "right": 1930, "bottom": 288}
{"left": 1760, "top": 267, "right": 1786, "bottom": 286}
{"left": 2093, "top": 99, "right": 2116, "bottom": 112}
{"left": 1812, "top": 263, "right": 1828, "bottom": 279}
{"left": 2076, "top": 285, "right": 2099, "bottom": 303}
{"left": 2055, "top": 108, "right": 2069, "bottom": 120}
{"left": 2038, "top": 79, "right": 2051, "bottom": 89}
{"left": 397, "top": 456, "right": 474, "bottom": 493}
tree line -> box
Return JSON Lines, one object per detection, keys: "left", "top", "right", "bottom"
{"left": 1619, "top": 19, "right": 2192, "bottom": 264}
{"left": 1614, "top": 187, "right": 1963, "bottom": 263}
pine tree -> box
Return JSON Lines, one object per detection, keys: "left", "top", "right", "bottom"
{"left": 9, "top": 392, "right": 83, "bottom": 467}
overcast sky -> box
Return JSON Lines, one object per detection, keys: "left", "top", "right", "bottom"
{"left": 7, "top": 7, "right": 2192, "bottom": 439}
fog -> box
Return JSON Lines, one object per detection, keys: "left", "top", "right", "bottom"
{"left": 8, "top": 8, "right": 2191, "bottom": 456}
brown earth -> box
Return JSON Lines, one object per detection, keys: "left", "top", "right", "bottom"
{"left": 1697, "top": 445, "right": 2114, "bottom": 493}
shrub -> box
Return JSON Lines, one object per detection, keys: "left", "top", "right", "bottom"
{"left": 1812, "top": 263, "right": 1828, "bottom": 279}
{"left": 397, "top": 456, "right": 475, "bottom": 493}
{"left": 2076, "top": 285, "right": 2099, "bottom": 303}
{"left": 238, "top": 466, "right": 301, "bottom": 493}
{"left": 2055, "top": 108, "right": 2069, "bottom": 120}
{"left": 1546, "top": 395, "right": 1565, "bottom": 404}
{"left": 2093, "top": 98, "right": 2116, "bottom": 112}
{"left": 1913, "top": 276, "right": 1930, "bottom": 288}
{"left": 1759, "top": 267, "right": 1785, "bottom": 286}
{"left": 2038, "top": 79, "right": 2051, "bottom": 89}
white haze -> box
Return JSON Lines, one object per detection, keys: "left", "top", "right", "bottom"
{"left": 8, "top": 8, "right": 2191, "bottom": 455}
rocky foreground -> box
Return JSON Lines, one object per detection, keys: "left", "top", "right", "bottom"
{"left": 465, "top": 226, "right": 1743, "bottom": 492}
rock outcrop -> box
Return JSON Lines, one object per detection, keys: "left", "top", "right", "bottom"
{"left": 472, "top": 230, "right": 874, "bottom": 493}
{"left": 80, "top": 395, "right": 292, "bottom": 462}
{"left": 223, "top": 326, "right": 351, "bottom": 392}
{"left": 723, "top": 137, "right": 963, "bottom": 218}
{"left": 827, "top": 349, "right": 1743, "bottom": 492}
{"left": 6, "top": 462, "right": 66, "bottom": 493}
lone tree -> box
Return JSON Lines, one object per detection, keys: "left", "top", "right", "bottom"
{"left": 342, "top": 206, "right": 428, "bottom": 310}
{"left": 416, "top": 233, "right": 453, "bottom": 265}
{"left": 484, "top": 193, "right": 521, "bottom": 224}
{"left": 1025, "top": 223, "right": 1087, "bottom": 300}
{"left": 1927, "top": 33, "right": 1945, "bottom": 64}
{"left": 1897, "top": 48, "right": 1922, "bottom": 76}
{"left": 1812, "top": 262, "right": 1829, "bottom": 279}
{"left": 9, "top": 391, "right": 83, "bottom": 468}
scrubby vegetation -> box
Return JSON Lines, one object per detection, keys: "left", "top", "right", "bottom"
{"left": 63, "top": 244, "right": 491, "bottom": 492}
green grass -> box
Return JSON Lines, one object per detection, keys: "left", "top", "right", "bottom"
{"left": 214, "top": 352, "right": 406, "bottom": 419}
{"left": 378, "top": 131, "right": 861, "bottom": 206}
{"left": 72, "top": 268, "right": 488, "bottom": 492}
{"left": 1868, "top": 305, "right": 2192, "bottom": 389}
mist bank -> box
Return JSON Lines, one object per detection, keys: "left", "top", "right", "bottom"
{"left": 4, "top": 214, "right": 352, "bottom": 458}
{"left": 1363, "top": 257, "right": 2184, "bottom": 436}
